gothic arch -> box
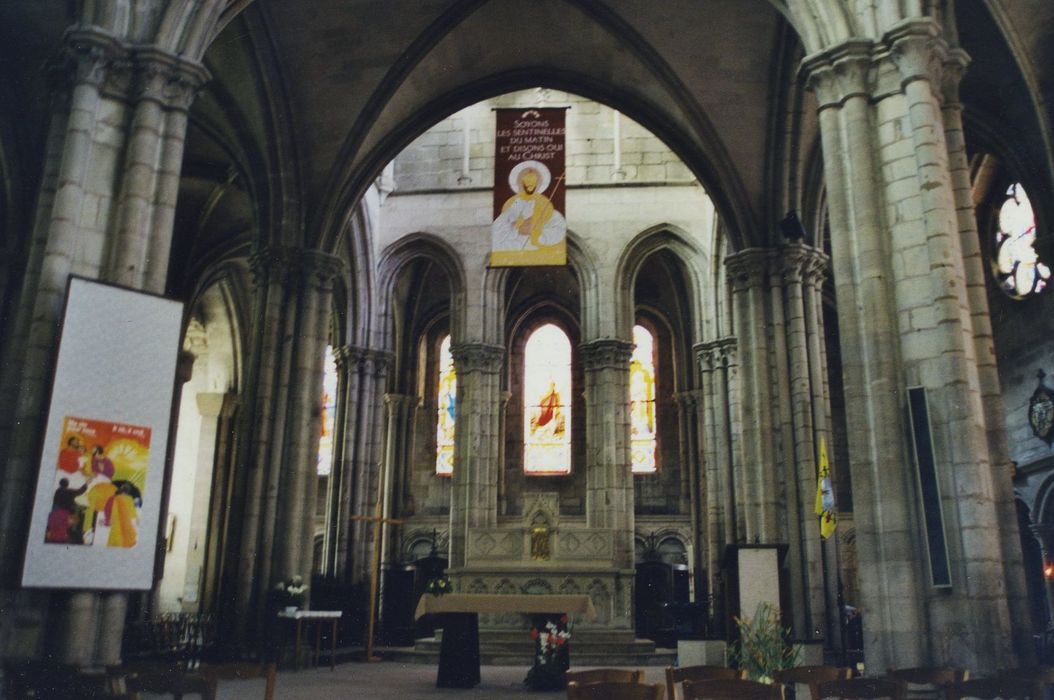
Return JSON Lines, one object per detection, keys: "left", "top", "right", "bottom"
{"left": 614, "top": 225, "right": 707, "bottom": 344}
{"left": 377, "top": 233, "right": 468, "bottom": 356}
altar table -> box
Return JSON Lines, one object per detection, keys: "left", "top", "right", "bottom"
{"left": 276, "top": 609, "right": 341, "bottom": 670}
{"left": 414, "top": 594, "right": 596, "bottom": 689}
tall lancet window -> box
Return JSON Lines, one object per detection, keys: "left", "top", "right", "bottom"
{"left": 435, "top": 335, "right": 456, "bottom": 476}
{"left": 524, "top": 323, "right": 572, "bottom": 475}
{"left": 317, "top": 346, "right": 338, "bottom": 476}
{"left": 630, "top": 324, "right": 658, "bottom": 474}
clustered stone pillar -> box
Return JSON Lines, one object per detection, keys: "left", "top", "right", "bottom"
{"left": 326, "top": 346, "right": 389, "bottom": 586}
{"left": 940, "top": 46, "right": 1032, "bottom": 659}
{"left": 695, "top": 337, "right": 738, "bottom": 637}
{"left": 725, "top": 250, "right": 780, "bottom": 544}
{"left": 380, "top": 393, "right": 416, "bottom": 568}
{"left": 0, "top": 26, "right": 207, "bottom": 664}
{"left": 581, "top": 340, "right": 635, "bottom": 571}
{"left": 803, "top": 19, "right": 1022, "bottom": 670}
{"left": 448, "top": 343, "right": 504, "bottom": 569}
{"left": 231, "top": 246, "right": 341, "bottom": 645}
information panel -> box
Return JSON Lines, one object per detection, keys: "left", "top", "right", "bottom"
{"left": 22, "top": 277, "right": 184, "bottom": 590}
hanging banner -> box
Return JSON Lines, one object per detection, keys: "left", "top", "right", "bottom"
{"left": 490, "top": 107, "right": 567, "bottom": 267}
{"left": 22, "top": 277, "right": 183, "bottom": 590}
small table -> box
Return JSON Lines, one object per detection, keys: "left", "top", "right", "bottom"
{"left": 276, "top": 610, "right": 341, "bottom": 670}
{"left": 414, "top": 594, "right": 596, "bottom": 689}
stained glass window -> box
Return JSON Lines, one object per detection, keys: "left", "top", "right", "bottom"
{"left": 317, "top": 346, "right": 338, "bottom": 476}
{"left": 630, "top": 325, "right": 657, "bottom": 474}
{"left": 435, "top": 335, "right": 456, "bottom": 476}
{"left": 524, "top": 324, "right": 572, "bottom": 475}
{"left": 995, "top": 182, "right": 1050, "bottom": 298}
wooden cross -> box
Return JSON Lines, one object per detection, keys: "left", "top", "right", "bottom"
{"left": 349, "top": 500, "right": 405, "bottom": 661}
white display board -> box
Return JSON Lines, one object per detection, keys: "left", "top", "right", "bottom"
{"left": 22, "top": 277, "right": 184, "bottom": 590}
{"left": 737, "top": 547, "right": 781, "bottom": 621}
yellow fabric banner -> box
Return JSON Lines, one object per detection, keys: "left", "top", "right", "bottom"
{"left": 815, "top": 437, "right": 837, "bottom": 539}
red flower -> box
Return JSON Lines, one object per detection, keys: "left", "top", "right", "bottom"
{"left": 559, "top": 614, "right": 568, "bottom": 625}
{"left": 529, "top": 628, "right": 540, "bottom": 640}
{"left": 555, "top": 636, "right": 566, "bottom": 646}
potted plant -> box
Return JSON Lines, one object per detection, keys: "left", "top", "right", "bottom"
{"left": 524, "top": 615, "right": 572, "bottom": 691}
{"left": 275, "top": 575, "right": 308, "bottom": 612}
{"left": 729, "top": 603, "right": 801, "bottom": 683}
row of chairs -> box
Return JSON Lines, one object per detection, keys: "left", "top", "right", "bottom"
{"left": 2, "top": 658, "right": 275, "bottom": 700}
{"left": 564, "top": 664, "right": 1054, "bottom": 700}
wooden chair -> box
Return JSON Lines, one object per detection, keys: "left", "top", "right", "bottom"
{"left": 946, "top": 678, "right": 1038, "bottom": 700}
{"left": 666, "top": 665, "right": 746, "bottom": 700}
{"left": 998, "top": 668, "right": 1054, "bottom": 699}
{"left": 773, "top": 665, "right": 852, "bottom": 700}
{"left": 682, "top": 678, "right": 783, "bottom": 700}
{"left": 817, "top": 678, "right": 905, "bottom": 700}
{"left": 886, "top": 667, "right": 968, "bottom": 700}
{"left": 198, "top": 661, "right": 277, "bottom": 700}
{"left": 566, "top": 668, "right": 645, "bottom": 685}
{"left": 567, "top": 680, "right": 666, "bottom": 699}
{"left": 112, "top": 660, "right": 215, "bottom": 700}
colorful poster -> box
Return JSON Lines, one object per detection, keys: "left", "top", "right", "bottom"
{"left": 490, "top": 107, "right": 567, "bottom": 267}
{"left": 45, "top": 416, "right": 151, "bottom": 549}
{"left": 22, "top": 276, "right": 183, "bottom": 591}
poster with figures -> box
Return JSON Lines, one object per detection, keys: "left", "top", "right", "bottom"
{"left": 45, "top": 417, "right": 151, "bottom": 549}
{"left": 22, "top": 276, "right": 183, "bottom": 590}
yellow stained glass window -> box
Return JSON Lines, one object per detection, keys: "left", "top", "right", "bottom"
{"left": 317, "top": 346, "right": 338, "bottom": 476}
{"left": 630, "top": 325, "right": 657, "bottom": 474}
{"left": 524, "top": 324, "right": 572, "bottom": 475}
{"left": 436, "top": 335, "right": 456, "bottom": 476}
{"left": 995, "top": 182, "right": 1050, "bottom": 298}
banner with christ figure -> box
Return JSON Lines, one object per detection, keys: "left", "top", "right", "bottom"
{"left": 490, "top": 108, "right": 567, "bottom": 267}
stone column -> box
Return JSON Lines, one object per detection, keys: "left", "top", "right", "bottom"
{"left": 803, "top": 22, "right": 1019, "bottom": 670}
{"left": 725, "top": 250, "right": 779, "bottom": 543}
{"left": 106, "top": 48, "right": 208, "bottom": 293}
{"left": 448, "top": 343, "right": 503, "bottom": 569}
{"left": 233, "top": 247, "right": 341, "bottom": 643}
{"left": 181, "top": 392, "right": 225, "bottom": 611}
{"left": 380, "top": 393, "right": 415, "bottom": 567}
{"left": 347, "top": 350, "right": 390, "bottom": 586}
{"left": 325, "top": 345, "right": 364, "bottom": 579}
{"left": 581, "top": 339, "right": 635, "bottom": 570}
{"left": 201, "top": 392, "right": 239, "bottom": 614}
{"left": 941, "top": 48, "right": 1032, "bottom": 660}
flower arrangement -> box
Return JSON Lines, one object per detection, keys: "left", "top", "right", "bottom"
{"left": 524, "top": 615, "right": 571, "bottom": 691}
{"left": 728, "top": 603, "right": 801, "bottom": 683}
{"left": 424, "top": 575, "right": 452, "bottom": 597}
{"left": 274, "top": 575, "right": 308, "bottom": 609}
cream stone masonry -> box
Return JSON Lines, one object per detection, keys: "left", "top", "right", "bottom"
{"left": 803, "top": 19, "right": 1021, "bottom": 671}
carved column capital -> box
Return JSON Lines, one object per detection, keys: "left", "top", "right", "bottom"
{"left": 579, "top": 339, "right": 633, "bottom": 371}
{"left": 63, "top": 27, "right": 128, "bottom": 90}
{"left": 724, "top": 248, "right": 772, "bottom": 292}
{"left": 362, "top": 349, "right": 393, "bottom": 378}
{"left": 801, "top": 40, "right": 874, "bottom": 109}
{"left": 383, "top": 392, "right": 416, "bottom": 418}
{"left": 802, "top": 248, "right": 830, "bottom": 290}
{"left": 940, "top": 48, "right": 970, "bottom": 108}
{"left": 132, "top": 47, "right": 210, "bottom": 111}
{"left": 451, "top": 343, "right": 504, "bottom": 374}
{"left": 250, "top": 246, "right": 344, "bottom": 291}
{"left": 715, "top": 337, "right": 738, "bottom": 368}
{"left": 885, "top": 18, "right": 948, "bottom": 92}
{"left": 332, "top": 344, "right": 364, "bottom": 371}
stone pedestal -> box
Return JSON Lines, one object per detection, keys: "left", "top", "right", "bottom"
{"left": 677, "top": 639, "right": 727, "bottom": 666}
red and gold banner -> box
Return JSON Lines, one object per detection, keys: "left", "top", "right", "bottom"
{"left": 490, "top": 108, "right": 567, "bottom": 267}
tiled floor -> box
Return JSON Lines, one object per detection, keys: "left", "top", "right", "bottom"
{"left": 205, "top": 662, "right": 669, "bottom": 699}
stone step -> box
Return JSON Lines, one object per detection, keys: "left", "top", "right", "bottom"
{"left": 404, "top": 632, "right": 676, "bottom": 667}
{"left": 386, "top": 644, "right": 677, "bottom": 667}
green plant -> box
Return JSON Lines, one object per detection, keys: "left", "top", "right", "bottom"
{"left": 728, "top": 603, "right": 801, "bottom": 683}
